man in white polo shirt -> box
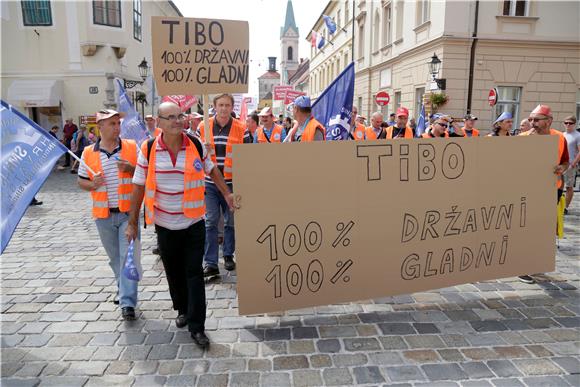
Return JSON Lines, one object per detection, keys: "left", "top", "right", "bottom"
{"left": 126, "top": 102, "right": 237, "bottom": 349}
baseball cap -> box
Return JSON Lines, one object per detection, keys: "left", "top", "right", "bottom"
{"left": 531, "top": 104, "right": 552, "bottom": 118}
{"left": 294, "top": 96, "right": 311, "bottom": 108}
{"left": 493, "top": 111, "right": 512, "bottom": 125}
{"left": 396, "top": 107, "right": 409, "bottom": 118}
{"left": 144, "top": 114, "right": 154, "bottom": 120}
{"left": 96, "top": 109, "right": 125, "bottom": 122}
{"left": 464, "top": 114, "right": 478, "bottom": 120}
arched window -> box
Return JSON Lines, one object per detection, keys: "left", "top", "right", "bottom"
{"left": 288, "top": 46, "right": 293, "bottom": 61}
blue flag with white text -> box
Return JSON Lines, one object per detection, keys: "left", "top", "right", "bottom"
{"left": 323, "top": 15, "right": 337, "bottom": 34}
{"left": 312, "top": 62, "right": 355, "bottom": 141}
{"left": 0, "top": 100, "right": 68, "bottom": 253}
{"left": 117, "top": 80, "right": 149, "bottom": 145}
{"left": 415, "top": 104, "right": 427, "bottom": 137}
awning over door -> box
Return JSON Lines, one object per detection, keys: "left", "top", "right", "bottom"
{"left": 7, "top": 79, "right": 63, "bottom": 107}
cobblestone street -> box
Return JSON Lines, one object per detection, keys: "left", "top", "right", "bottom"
{"left": 1, "top": 170, "right": 579, "bottom": 386}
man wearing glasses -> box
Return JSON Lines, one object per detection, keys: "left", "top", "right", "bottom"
{"left": 127, "top": 102, "right": 238, "bottom": 349}
{"left": 422, "top": 114, "right": 449, "bottom": 138}
{"left": 518, "top": 104, "right": 569, "bottom": 284}
{"left": 562, "top": 116, "right": 580, "bottom": 214}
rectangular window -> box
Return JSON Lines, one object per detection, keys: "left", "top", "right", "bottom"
{"left": 336, "top": 10, "right": 341, "bottom": 29}
{"left": 21, "top": 0, "right": 52, "bottom": 26}
{"left": 358, "top": 97, "right": 363, "bottom": 117}
{"left": 503, "top": 0, "right": 528, "bottom": 16}
{"left": 383, "top": 3, "right": 392, "bottom": 46}
{"left": 358, "top": 24, "right": 364, "bottom": 58}
{"left": 415, "top": 87, "right": 425, "bottom": 119}
{"left": 395, "top": 0, "right": 404, "bottom": 40}
{"left": 394, "top": 91, "right": 401, "bottom": 109}
{"left": 133, "top": 0, "right": 142, "bottom": 41}
{"left": 93, "top": 0, "right": 121, "bottom": 28}
{"left": 416, "top": 0, "right": 430, "bottom": 25}
{"left": 344, "top": 0, "right": 349, "bottom": 24}
{"left": 494, "top": 86, "right": 522, "bottom": 124}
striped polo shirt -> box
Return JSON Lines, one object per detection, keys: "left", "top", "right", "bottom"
{"left": 132, "top": 133, "right": 215, "bottom": 230}
{"left": 78, "top": 139, "right": 137, "bottom": 209}
{"left": 195, "top": 117, "right": 252, "bottom": 185}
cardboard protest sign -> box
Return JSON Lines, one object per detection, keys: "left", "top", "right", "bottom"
{"left": 151, "top": 17, "right": 249, "bottom": 95}
{"left": 234, "top": 136, "right": 558, "bottom": 315}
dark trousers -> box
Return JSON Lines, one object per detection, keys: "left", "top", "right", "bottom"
{"left": 156, "top": 220, "right": 206, "bottom": 333}
{"left": 64, "top": 137, "right": 72, "bottom": 166}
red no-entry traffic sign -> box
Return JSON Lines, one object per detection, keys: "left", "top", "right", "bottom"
{"left": 375, "top": 91, "right": 390, "bottom": 106}
{"left": 488, "top": 88, "right": 498, "bottom": 107}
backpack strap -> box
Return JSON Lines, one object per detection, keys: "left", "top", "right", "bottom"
{"left": 185, "top": 133, "right": 204, "bottom": 158}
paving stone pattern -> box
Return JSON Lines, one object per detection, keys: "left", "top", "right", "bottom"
{"left": 1, "top": 171, "right": 579, "bottom": 386}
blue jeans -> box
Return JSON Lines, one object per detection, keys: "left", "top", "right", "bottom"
{"left": 204, "top": 183, "right": 235, "bottom": 268}
{"left": 95, "top": 212, "right": 139, "bottom": 308}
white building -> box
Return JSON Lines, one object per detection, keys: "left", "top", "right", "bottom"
{"left": 309, "top": 0, "right": 580, "bottom": 130}
{"left": 1, "top": 0, "right": 181, "bottom": 135}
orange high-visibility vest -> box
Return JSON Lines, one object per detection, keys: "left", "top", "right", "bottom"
{"left": 290, "top": 118, "right": 325, "bottom": 142}
{"left": 82, "top": 139, "right": 137, "bottom": 218}
{"left": 386, "top": 126, "right": 414, "bottom": 139}
{"left": 198, "top": 117, "right": 245, "bottom": 179}
{"left": 520, "top": 128, "right": 566, "bottom": 188}
{"left": 421, "top": 131, "right": 449, "bottom": 138}
{"left": 462, "top": 127, "right": 479, "bottom": 137}
{"left": 365, "top": 126, "right": 383, "bottom": 140}
{"left": 256, "top": 124, "right": 283, "bottom": 143}
{"left": 141, "top": 135, "right": 206, "bottom": 225}
{"left": 153, "top": 127, "right": 162, "bottom": 137}
{"left": 352, "top": 123, "right": 367, "bottom": 140}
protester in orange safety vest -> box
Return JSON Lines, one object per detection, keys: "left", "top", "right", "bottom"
{"left": 77, "top": 109, "right": 139, "bottom": 321}
{"left": 256, "top": 107, "right": 286, "bottom": 143}
{"left": 196, "top": 94, "right": 251, "bottom": 278}
{"left": 462, "top": 114, "right": 480, "bottom": 137}
{"left": 349, "top": 106, "right": 366, "bottom": 140}
{"left": 126, "top": 101, "right": 238, "bottom": 349}
{"left": 422, "top": 114, "right": 450, "bottom": 138}
{"left": 364, "top": 112, "right": 385, "bottom": 140}
{"left": 285, "top": 96, "right": 325, "bottom": 142}
{"left": 385, "top": 107, "right": 414, "bottom": 139}
{"left": 517, "top": 104, "right": 569, "bottom": 285}
{"left": 145, "top": 114, "right": 162, "bottom": 138}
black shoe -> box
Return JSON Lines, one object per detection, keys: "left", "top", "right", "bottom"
{"left": 223, "top": 256, "right": 236, "bottom": 271}
{"left": 564, "top": 208, "right": 568, "bottom": 215}
{"left": 175, "top": 314, "right": 187, "bottom": 328}
{"left": 112, "top": 295, "right": 119, "bottom": 305}
{"left": 203, "top": 266, "right": 219, "bottom": 278}
{"left": 518, "top": 275, "right": 535, "bottom": 284}
{"left": 30, "top": 198, "right": 43, "bottom": 206}
{"left": 152, "top": 247, "right": 160, "bottom": 255}
{"left": 121, "top": 307, "right": 136, "bottom": 320}
{"left": 191, "top": 331, "right": 210, "bottom": 349}
{"left": 70, "top": 170, "right": 77, "bottom": 174}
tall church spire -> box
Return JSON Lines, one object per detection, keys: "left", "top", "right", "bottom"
{"left": 280, "top": 0, "right": 298, "bottom": 38}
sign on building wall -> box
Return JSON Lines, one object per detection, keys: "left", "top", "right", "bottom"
{"left": 233, "top": 136, "right": 557, "bottom": 314}
{"left": 151, "top": 17, "right": 249, "bottom": 95}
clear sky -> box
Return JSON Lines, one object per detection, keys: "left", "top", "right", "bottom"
{"left": 171, "top": 0, "right": 329, "bottom": 98}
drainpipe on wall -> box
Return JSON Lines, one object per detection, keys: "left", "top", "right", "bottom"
{"left": 466, "top": 0, "right": 480, "bottom": 114}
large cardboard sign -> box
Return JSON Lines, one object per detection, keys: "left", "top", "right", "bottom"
{"left": 151, "top": 17, "right": 249, "bottom": 95}
{"left": 234, "top": 136, "right": 558, "bottom": 315}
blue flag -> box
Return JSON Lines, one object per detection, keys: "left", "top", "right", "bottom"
{"left": 117, "top": 80, "right": 149, "bottom": 145}
{"left": 317, "top": 34, "right": 326, "bottom": 49}
{"left": 323, "top": 15, "right": 337, "bottom": 34}
{"left": 312, "top": 62, "right": 355, "bottom": 141}
{"left": 415, "top": 104, "right": 427, "bottom": 137}
{"left": 1, "top": 100, "right": 68, "bottom": 253}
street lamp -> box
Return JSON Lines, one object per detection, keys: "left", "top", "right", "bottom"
{"left": 124, "top": 57, "right": 149, "bottom": 89}
{"left": 428, "top": 53, "right": 446, "bottom": 90}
